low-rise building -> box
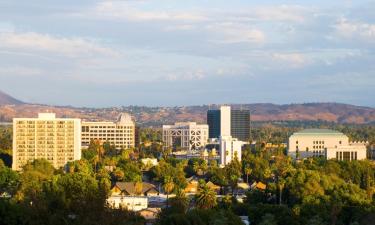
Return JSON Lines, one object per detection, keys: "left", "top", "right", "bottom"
{"left": 81, "top": 113, "right": 135, "bottom": 150}
{"left": 162, "top": 122, "right": 209, "bottom": 151}
{"left": 288, "top": 129, "right": 367, "bottom": 161}
{"left": 107, "top": 182, "right": 159, "bottom": 211}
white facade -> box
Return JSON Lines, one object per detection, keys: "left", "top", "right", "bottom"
{"left": 141, "top": 158, "right": 158, "bottom": 167}
{"left": 81, "top": 113, "right": 135, "bottom": 149}
{"left": 107, "top": 196, "right": 148, "bottom": 211}
{"left": 220, "top": 106, "right": 231, "bottom": 136}
{"left": 219, "top": 135, "right": 244, "bottom": 166}
{"left": 288, "top": 129, "right": 367, "bottom": 161}
{"left": 12, "top": 113, "right": 81, "bottom": 170}
{"left": 163, "top": 122, "right": 209, "bottom": 151}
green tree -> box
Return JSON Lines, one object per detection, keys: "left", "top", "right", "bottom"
{"left": 195, "top": 181, "right": 217, "bottom": 210}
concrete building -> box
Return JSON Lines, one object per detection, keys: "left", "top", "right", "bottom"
{"left": 288, "top": 129, "right": 367, "bottom": 161}
{"left": 207, "top": 106, "right": 250, "bottom": 141}
{"left": 12, "top": 113, "right": 81, "bottom": 170}
{"left": 81, "top": 113, "right": 135, "bottom": 149}
{"left": 219, "top": 136, "right": 245, "bottom": 166}
{"left": 162, "top": 122, "right": 209, "bottom": 151}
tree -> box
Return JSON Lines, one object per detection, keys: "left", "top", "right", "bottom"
{"left": 195, "top": 181, "right": 217, "bottom": 210}
{"left": 225, "top": 159, "right": 241, "bottom": 195}
{"left": 244, "top": 165, "right": 252, "bottom": 184}
{"left": 259, "top": 213, "right": 277, "bottom": 225}
{"left": 164, "top": 176, "right": 175, "bottom": 207}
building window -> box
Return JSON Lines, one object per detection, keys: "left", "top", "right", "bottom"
{"left": 306, "top": 147, "right": 309, "bottom": 151}
{"left": 296, "top": 141, "right": 298, "bottom": 144}
{"left": 336, "top": 152, "right": 339, "bottom": 160}
{"left": 343, "top": 152, "right": 350, "bottom": 161}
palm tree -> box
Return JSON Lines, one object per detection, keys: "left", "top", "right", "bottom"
{"left": 244, "top": 165, "right": 252, "bottom": 184}
{"left": 195, "top": 182, "right": 217, "bottom": 209}
{"left": 163, "top": 176, "right": 175, "bottom": 207}
{"left": 278, "top": 178, "right": 285, "bottom": 205}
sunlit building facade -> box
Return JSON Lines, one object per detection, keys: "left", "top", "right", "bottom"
{"left": 288, "top": 129, "right": 367, "bottom": 161}
{"left": 81, "top": 113, "right": 135, "bottom": 149}
{"left": 162, "top": 122, "right": 209, "bottom": 151}
{"left": 12, "top": 113, "right": 81, "bottom": 170}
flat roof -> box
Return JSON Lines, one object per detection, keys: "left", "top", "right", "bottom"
{"left": 292, "top": 129, "right": 346, "bottom": 136}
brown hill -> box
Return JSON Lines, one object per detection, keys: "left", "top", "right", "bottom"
{"left": 0, "top": 90, "right": 23, "bottom": 106}
{"left": 0, "top": 102, "right": 374, "bottom": 126}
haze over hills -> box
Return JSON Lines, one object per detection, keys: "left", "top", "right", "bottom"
{"left": 0, "top": 90, "right": 374, "bottom": 125}
{"left": 0, "top": 90, "right": 23, "bottom": 106}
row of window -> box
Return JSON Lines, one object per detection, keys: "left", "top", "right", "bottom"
{"left": 336, "top": 151, "right": 357, "bottom": 161}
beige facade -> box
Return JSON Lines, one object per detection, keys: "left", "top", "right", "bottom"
{"left": 12, "top": 113, "right": 81, "bottom": 170}
{"left": 288, "top": 129, "right": 367, "bottom": 161}
{"left": 162, "top": 122, "right": 209, "bottom": 151}
{"left": 81, "top": 113, "right": 135, "bottom": 149}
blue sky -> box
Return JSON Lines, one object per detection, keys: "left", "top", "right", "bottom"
{"left": 0, "top": 0, "right": 374, "bottom": 107}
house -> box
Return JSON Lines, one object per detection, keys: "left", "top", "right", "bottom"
{"left": 206, "top": 181, "right": 220, "bottom": 194}
{"left": 107, "top": 195, "right": 148, "bottom": 211}
{"left": 141, "top": 158, "right": 158, "bottom": 167}
{"left": 237, "top": 182, "right": 250, "bottom": 195}
{"left": 184, "top": 176, "right": 199, "bottom": 194}
{"left": 139, "top": 208, "right": 161, "bottom": 225}
{"left": 107, "top": 182, "right": 160, "bottom": 211}
{"left": 111, "top": 182, "right": 159, "bottom": 197}
{"left": 250, "top": 181, "right": 267, "bottom": 191}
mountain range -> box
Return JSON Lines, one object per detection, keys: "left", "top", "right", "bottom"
{"left": 0, "top": 91, "right": 374, "bottom": 125}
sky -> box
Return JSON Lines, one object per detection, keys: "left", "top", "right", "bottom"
{"left": 0, "top": 0, "right": 374, "bottom": 107}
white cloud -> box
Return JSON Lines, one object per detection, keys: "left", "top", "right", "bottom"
{"left": 207, "top": 22, "right": 265, "bottom": 44}
{"left": 0, "top": 31, "right": 119, "bottom": 57}
{"left": 0, "top": 66, "right": 42, "bottom": 76}
{"left": 93, "top": 1, "right": 207, "bottom": 22}
{"left": 248, "top": 5, "right": 310, "bottom": 23}
{"left": 334, "top": 18, "right": 375, "bottom": 42}
{"left": 272, "top": 53, "right": 308, "bottom": 68}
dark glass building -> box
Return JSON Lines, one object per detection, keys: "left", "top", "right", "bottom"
{"left": 207, "top": 110, "right": 221, "bottom": 139}
{"left": 231, "top": 109, "right": 250, "bottom": 141}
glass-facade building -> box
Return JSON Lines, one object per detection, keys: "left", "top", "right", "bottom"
{"left": 207, "top": 107, "right": 250, "bottom": 141}
{"left": 231, "top": 109, "right": 250, "bottom": 141}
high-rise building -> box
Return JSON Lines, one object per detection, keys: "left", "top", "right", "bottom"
{"left": 207, "top": 106, "right": 250, "bottom": 141}
{"left": 162, "top": 122, "right": 209, "bottom": 151}
{"left": 288, "top": 129, "right": 367, "bottom": 161}
{"left": 12, "top": 113, "right": 81, "bottom": 171}
{"left": 81, "top": 113, "right": 135, "bottom": 149}
{"left": 231, "top": 109, "right": 250, "bottom": 141}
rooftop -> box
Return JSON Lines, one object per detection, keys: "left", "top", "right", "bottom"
{"left": 292, "top": 129, "right": 345, "bottom": 136}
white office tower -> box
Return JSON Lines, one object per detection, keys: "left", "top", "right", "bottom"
{"left": 12, "top": 113, "right": 81, "bottom": 170}
{"left": 288, "top": 129, "right": 367, "bottom": 161}
{"left": 220, "top": 106, "right": 231, "bottom": 136}
{"left": 81, "top": 113, "right": 136, "bottom": 149}
{"left": 163, "top": 122, "right": 209, "bottom": 151}
{"left": 219, "top": 135, "right": 244, "bottom": 166}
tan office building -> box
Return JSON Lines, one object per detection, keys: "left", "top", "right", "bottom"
{"left": 288, "top": 129, "right": 367, "bottom": 161}
{"left": 81, "top": 113, "right": 135, "bottom": 149}
{"left": 12, "top": 113, "right": 81, "bottom": 170}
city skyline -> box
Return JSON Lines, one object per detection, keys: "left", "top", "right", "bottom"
{"left": 0, "top": 1, "right": 374, "bottom": 107}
